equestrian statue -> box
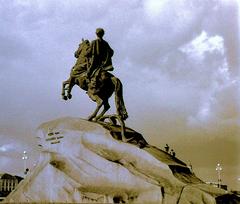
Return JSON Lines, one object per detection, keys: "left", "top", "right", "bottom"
{"left": 62, "top": 28, "right": 128, "bottom": 124}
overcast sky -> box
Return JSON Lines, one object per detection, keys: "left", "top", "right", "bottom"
{"left": 0, "top": 0, "right": 239, "bottom": 190}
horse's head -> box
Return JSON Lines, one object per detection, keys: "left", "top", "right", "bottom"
{"left": 75, "top": 38, "right": 90, "bottom": 59}
{"left": 79, "top": 38, "right": 90, "bottom": 50}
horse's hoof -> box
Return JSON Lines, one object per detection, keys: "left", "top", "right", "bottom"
{"left": 67, "top": 93, "right": 72, "bottom": 99}
{"left": 87, "top": 116, "right": 93, "bottom": 121}
{"left": 88, "top": 116, "right": 98, "bottom": 121}
{"left": 62, "top": 95, "right": 68, "bottom": 100}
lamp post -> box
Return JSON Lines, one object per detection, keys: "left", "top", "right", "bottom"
{"left": 216, "top": 163, "right": 222, "bottom": 188}
{"left": 22, "top": 150, "right": 28, "bottom": 176}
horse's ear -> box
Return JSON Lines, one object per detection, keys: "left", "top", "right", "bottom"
{"left": 82, "top": 38, "right": 84, "bottom": 42}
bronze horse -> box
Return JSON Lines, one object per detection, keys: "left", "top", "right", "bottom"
{"left": 62, "top": 40, "right": 128, "bottom": 122}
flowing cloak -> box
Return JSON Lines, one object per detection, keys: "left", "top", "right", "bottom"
{"left": 88, "top": 38, "right": 114, "bottom": 75}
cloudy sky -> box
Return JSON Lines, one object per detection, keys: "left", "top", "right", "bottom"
{"left": 0, "top": 0, "right": 239, "bottom": 190}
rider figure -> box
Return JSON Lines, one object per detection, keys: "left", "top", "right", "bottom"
{"left": 87, "top": 28, "right": 114, "bottom": 79}
{"left": 66, "top": 28, "right": 114, "bottom": 97}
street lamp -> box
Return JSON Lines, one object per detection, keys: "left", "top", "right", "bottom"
{"left": 22, "top": 150, "right": 28, "bottom": 176}
{"left": 216, "top": 163, "right": 222, "bottom": 188}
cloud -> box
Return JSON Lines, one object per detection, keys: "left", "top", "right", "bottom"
{"left": 183, "top": 31, "right": 238, "bottom": 128}
{"left": 180, "top": 31, "right": 224, "bottom": 60}
{"left": 0, "top": 144, "right": 15, "bottom": 152}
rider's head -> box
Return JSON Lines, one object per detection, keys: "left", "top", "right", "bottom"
{"left": 96, "top": 28, "right": 105, "bottom": 38}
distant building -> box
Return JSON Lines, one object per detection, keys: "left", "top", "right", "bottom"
{"left": 206, "top": 181, "right": 228, "bottom": 191}
{"left": 0, "top": 173, "right": 23, "bottom": 201}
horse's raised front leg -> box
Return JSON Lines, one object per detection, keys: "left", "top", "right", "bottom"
{"left": 67, "top": 77, "right": 74, "bottom": 99}
{"left": 62, "top": 80, "right": 69, "bottom": 100}
{"left": 88, "top": 95, "right": 103, "bottom": 121}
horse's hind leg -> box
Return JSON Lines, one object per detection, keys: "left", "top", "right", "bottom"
{"left": 88, "top": 95, "right": 103, "bottom": 121}
{"left": 95, "top": 100, "right": 110, "bottom": 120}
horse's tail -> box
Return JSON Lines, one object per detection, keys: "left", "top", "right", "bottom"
{"left": 112, "top": 77, "right": 128, "bottom": 120}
